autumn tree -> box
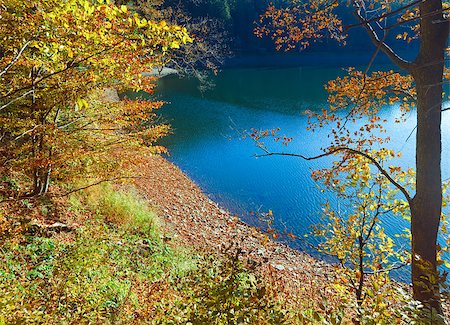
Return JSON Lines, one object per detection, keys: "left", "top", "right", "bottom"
{"left": 0, "top": 0, "right": 191, "bottom": 196}
{"left": 255, "top": 0, "right": 449, "bottom": 315}
{"left": 129, "top": 0, "right": 230, "bottom": 79}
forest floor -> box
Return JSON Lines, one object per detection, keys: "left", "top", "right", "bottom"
{"left": 129, "top": 153, "right": 450, "bottom": 319}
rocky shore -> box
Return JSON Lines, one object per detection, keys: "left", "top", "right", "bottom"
{"left": 131, "top": 154, "right": 337, "bottom": 301}
{"left": 129, "top": 154, "right": 449, "bottom": 317}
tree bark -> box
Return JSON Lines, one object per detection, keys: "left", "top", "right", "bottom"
{"left": 409, "top": 0, "right": 448, "bottom": 314}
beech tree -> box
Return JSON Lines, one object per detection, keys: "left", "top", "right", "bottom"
{"left": 0, "top": 0, "right": 191, "bottom": 196}
{"left": 255, "top": 0, "right": 449, "bottom": 314}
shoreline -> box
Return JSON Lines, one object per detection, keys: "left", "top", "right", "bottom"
{"left": 129, "top": 154, "right": 450, "bottom": 317}
{"left": 130, "top": 154, "right": 338, "bottom": 298}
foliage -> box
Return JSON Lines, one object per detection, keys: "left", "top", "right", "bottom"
{"left": 163, "top": 243, "right": 288, "bottom": 324}
{"left": 313, "top": 181, "right": 417, "bottom": 323}
{"left": 0, "top": 0, "right": 192, "bottom": 195}
{"left": 1, "top": 183, "right": 316, "bottom": 324}
{"left": 0, "top": 184, "right": 191, "bottom": 323}
{"left": 130, "top": 0, "right": 231, "bottom": 78}
{"left": 255, "top": 0, "right": 449, "bottom": 313}
{"left": 255, "top": 0, "right": 345, "bottom": 50}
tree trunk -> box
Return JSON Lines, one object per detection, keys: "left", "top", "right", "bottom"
{"left": 411, "top": 73, "right": 443, "bottom": 311}
{"left": 410, "top": 0, "right": 448, "bottom": 314}
{"left": 32, "top": 165, "right": 51, "bottom": 195}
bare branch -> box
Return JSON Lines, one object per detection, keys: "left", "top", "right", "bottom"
{"left": 0, "top": 176, "right": 146, "bottom": 204}
{"left": 255, "top": 146, "right": 412, "bottom": 203}
{"left": 338, "top": 33, "right": 388, "bottom": 132}
{"left": 344, "top": 0, "right": 424, "bottom": 32}
{"left": 0, "top": 89, "right": 33, "bottom": 111}
{"left": 353, "top": 1, "right": 413, "bottom": 72}
{"left": 365, "top": 262, "right": 409, "bottom": 275}
{"left": 57, "top": 116, "right": 86, "bottom": 129}
{"left": 13, "top": 125, "right": 39, "bottom": 141}
{"left": 57, "top": 176, "right": 146, "bottom": 197}
{"left": 0, "top": 41, "right": 31, "bottom": 77}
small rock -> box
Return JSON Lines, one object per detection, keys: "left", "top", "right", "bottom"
{"left": 273, "top": 264, "right": 285, "bottom": 271}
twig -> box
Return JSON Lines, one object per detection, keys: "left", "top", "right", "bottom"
{"left": 57, "top": 176, "right": 147, "bottom": 197}
{"left": 0, "top": 90, "right": 34, "bottom": 111}
{"left": 353, "top": 1, "right": 412, "bottom": 72}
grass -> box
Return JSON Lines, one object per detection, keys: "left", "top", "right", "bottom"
{"left": 0, "top": 184, "right": 194, "bottom": 324}
{"left": 87, "top": 185, "right": 161, "bottom": 238}
{"left": 1, "top": 182, "right": 433, "bottom": 324}
{"left": 1, "top": 183, "right": 295, "bottom": 324}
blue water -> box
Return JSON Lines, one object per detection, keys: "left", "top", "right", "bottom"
{"left": 149, "top": 62, "right": 450, "bottom": 281}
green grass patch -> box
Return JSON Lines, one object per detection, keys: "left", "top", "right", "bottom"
{"left": 0, "top": 183, "right": 315, "bottom": 324}
{"left": 0, "top": 184, "right": 194, "bottom": 323}
{"left": 93, "top": 184, "right": 161, "bottom": 238}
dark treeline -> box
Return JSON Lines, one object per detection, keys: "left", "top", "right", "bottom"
{"left": 159, "top": 0, "right": 419, "bottom": 67}
{"left": 167, "top": 1, "right": 415, "bottom": 50}
{"left": 165, "top": 0, "right": 276, "bottom": 51}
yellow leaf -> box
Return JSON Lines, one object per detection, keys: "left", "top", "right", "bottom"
{"left": 170, "top": 41, "right": 180, "bottom": 49}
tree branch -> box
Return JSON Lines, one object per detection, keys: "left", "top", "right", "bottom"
{"left": 13, "top": 125, "right": 39, "bottom": 141}
{"left": 0, "top": 89, "right": 34, "bottom": 111}
{"left": 255, "top": 146, "right": 412, "bottom": 203}
{"left": 0, "top": 41, "right": 31, "bottom": 77}
{"left": 57, "top": 116, "right": 87, "bottom": 129}
{"left": 344, "top": 0, "right": 424, "bottom": 32}
{"left": 0, "top": 176, "right": 148, "bottom": 204}
{"left": 353, "top": 1, "right": 413, "bottom": 72}
{"left": 0, "top": 40, "right": 125, "bottom": 102}
{"left": 56, "top": 176, "right": 146, "bottom": 197}
{"left": 365, "top": 261, "right": 409, "bottom": 275}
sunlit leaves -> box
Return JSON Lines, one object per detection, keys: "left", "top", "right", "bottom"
{"left": 254, "top": 0, "right": 450, "bottom": 314}
{"left": 0, "top": 0, "right": 192, "bottom": 194}
{"left": 255, "top": 0, "right": 346, "bottom": 51}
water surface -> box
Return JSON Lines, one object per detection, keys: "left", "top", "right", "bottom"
{"left": 151, "top": 62, "right": 450, "bottom": 280}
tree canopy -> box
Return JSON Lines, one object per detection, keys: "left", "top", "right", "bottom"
{"left": 255, "top": 0, "right": 450, "bottom": 317}
{"left": 0, "top": 0, "right": 191, "bottom": 196}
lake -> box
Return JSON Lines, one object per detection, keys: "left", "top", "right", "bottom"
{"left": 150, "top": 58, "right": 450, "bottom": 281}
